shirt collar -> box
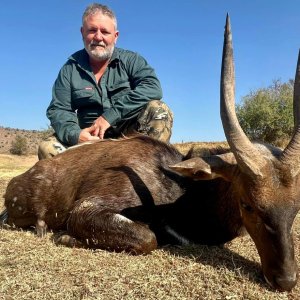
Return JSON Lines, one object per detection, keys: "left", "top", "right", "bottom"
{"left": 69, "top": 48, "right": 120, "bottom": 70}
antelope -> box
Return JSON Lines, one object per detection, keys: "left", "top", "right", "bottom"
{"left": 1, "top": 15, "right": 299, "bottom": 291}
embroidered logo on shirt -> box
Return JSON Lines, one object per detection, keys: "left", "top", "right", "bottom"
{"left": 85, "top": 87, "right": 93, "bottom": 90}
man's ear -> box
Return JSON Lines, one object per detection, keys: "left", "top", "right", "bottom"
{"left": 114, "top": 30, "right": 119, "bottom": 44}
{"left": 169, "top": 152, "right": 237, "bottom": 181}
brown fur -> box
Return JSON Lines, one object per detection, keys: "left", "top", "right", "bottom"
{"left": 2, "top": 136, "right": 244, "bottom": 252}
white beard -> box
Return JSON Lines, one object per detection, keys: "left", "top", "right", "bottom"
{"left": 85, "top": 42, "right": 114, "bottom": 61}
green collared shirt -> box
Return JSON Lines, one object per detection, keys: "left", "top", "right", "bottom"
{"left": 47, "top": 48, "right": 163, "bottom": 146}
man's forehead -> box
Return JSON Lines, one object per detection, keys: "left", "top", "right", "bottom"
{"left": 83, "top": 12, "right": 115, "bottom": 26}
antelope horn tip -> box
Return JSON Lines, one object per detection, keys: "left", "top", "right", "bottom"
{"left": 225, "top": 13, "right": 231, "bottom": 31}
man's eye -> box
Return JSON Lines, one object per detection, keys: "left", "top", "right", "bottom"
{"left": 241, "top": 202, "right": 254, "bottom": 213}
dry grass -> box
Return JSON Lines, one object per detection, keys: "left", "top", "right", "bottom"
{"left": 0, "top": 152, "right": 299, "bottom": 300}
{"left": 173, "top": 141, "right": 229, "bottom": 156}
{"left": 0, "top": 154, "right": 38, "bottom": 179}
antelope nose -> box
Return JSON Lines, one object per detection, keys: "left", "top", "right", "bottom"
{"left": 274, "top": 272, "right": 298, "bottom": 291}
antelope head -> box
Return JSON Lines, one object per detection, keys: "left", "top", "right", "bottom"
{"left": 219, "top": 14, "right": 300, "bottom": 291}
{"left": 171, "top": 15, "right": 300, "bottom": 291}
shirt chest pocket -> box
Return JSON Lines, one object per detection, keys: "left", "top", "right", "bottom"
{"left": 107, "top": 81, "right": 131, "bottom": 101}
{"left": 71, "top": 89, "right": 96, "bottom": 109}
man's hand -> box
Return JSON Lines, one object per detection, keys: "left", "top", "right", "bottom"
{"left": 78, "top": 116, "right": 111, "bottom": 143}
{"left": 78, "top": 126, "right": 100, "bottom": 143}
{"left": 91, "top": 116, "right": 111, "bottom": 139}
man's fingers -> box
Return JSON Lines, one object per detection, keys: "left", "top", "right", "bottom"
{"left": 89, "top": 136, "right": 100, "bottom": 141}
{"left": 94, "top": 127, "right": 100, "bottom": 137}
{"left": 87, "top": 124, "right": 95, "bottom": 132}
{"left": 91, "top": 125, "right": 104, "bottom": 139}
{"left": 99, "top": 129, "right": 105, "bottom": 139}
{"left": 89, "top": 123, "right": 99, "bottom": 136}
{"left": 90, "top": 119, "right": 109, "bottom": 139}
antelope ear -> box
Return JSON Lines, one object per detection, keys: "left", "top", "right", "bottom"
{"left": 169, "top": 153, "right": 237, "bottom": 181}
{"left": 169, "top": 157, "right": 215, "bottom": 180}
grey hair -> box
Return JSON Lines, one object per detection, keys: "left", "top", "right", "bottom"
{"left": 82, "top": 3, "right": 117, "bottom": 29}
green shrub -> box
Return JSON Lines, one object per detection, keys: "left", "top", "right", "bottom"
{"left": 236, "top": 79, "right": 294, "bottom": 147}
{"left": 10, "top": 135, "right": 28, "bottom": 155}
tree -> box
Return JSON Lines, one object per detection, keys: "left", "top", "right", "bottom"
{"left": 10, "top": 135, "right": 28, "bottom": 155}
{"left": 236, "top": 79, "right": 294, "bottom": 147}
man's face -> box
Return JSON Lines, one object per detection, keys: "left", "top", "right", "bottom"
{"left": 81, "top": 12, "right": 119, "bottom": 62}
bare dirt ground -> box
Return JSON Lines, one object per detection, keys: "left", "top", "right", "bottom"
{"left": 0, "top": 152, "right": 299, "bottom": 300}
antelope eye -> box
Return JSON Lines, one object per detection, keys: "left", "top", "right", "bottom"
{"left": 241, "top": 202, "right": 254, "bottom": 213}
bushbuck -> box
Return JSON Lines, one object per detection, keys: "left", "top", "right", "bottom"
{"left": 1, "top": 15, "right": 299, "bottom": 291}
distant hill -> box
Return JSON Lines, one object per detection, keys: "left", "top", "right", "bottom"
{"left": 0, "top": 126, "right": 47, "bottom": 155}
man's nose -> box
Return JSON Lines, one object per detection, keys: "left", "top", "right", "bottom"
{"left": 94, "top": 30, "right": 103, "bottom": 40}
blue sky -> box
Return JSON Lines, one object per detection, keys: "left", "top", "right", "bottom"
{"left": 0, "top": 1, "right": 299, "bottom": 143}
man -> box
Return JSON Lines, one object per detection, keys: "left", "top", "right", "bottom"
{"left": 38, "top": 3, "right": 173, "bottom": 159}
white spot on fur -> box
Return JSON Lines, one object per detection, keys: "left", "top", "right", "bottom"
{"left": 289, "top": 272, "right": 297, "bottom": 282}
{"left": 13, "top": 196, "right": 17, "bottom": 202}
{"left": 113, "top": 214, "right": 133, "bottom": 224}
{"left": 82, "top": 201, "right": 93, "bottom": 208}
{"left": 76, "top": 200, "right": 96, "bottom": 213}
{"left": 78, "top": 201, "right": 94, "bottom": 210}
{"left": 165, "top": 225, "right": 191, "bottom": 246}
{"left": 18, "top": 206, "right": 22, "bottom": 211}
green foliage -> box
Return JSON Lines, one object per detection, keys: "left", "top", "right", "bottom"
{"left": 10, "top": 135, "right": 28, "bottom": 155}
{"left": 236, "top": 79, "right": 294, "bottom": 147}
